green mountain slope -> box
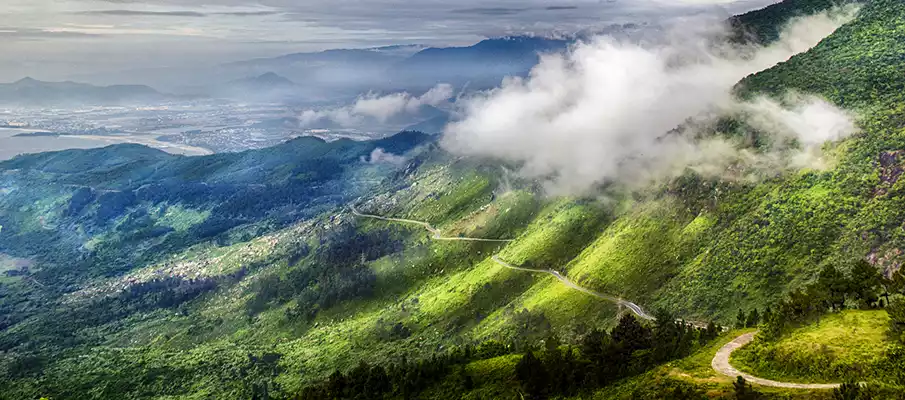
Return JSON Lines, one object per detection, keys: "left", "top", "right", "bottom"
{"left": 2, "top": 0, "right": 905, "bottom": 398}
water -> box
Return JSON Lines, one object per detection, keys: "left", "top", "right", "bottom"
{"left": 0, "top": 128, "right": 211, "bottom": 161}
{"left": 0, "top": 128, "right": 111, "bottom": 161}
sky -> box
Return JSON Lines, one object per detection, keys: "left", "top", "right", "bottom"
{"left": 0, "top": 0, "right": 779, "bottom": 82}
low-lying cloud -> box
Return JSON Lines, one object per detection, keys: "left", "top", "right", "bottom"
{"left": 442, "top": 6, "right": 859, "bottom": 194}
{"left": 364, "top": 148, "right": 409, "bottom": 165}
{"left": 299, "top": 84, "right": 454, "bottom": 127}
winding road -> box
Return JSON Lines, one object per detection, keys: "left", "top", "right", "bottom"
{"left": 712, "top": 332, "right": 841, "bottom": 389}
{"left": 489, "top": 255, "right": 655, "bottom": 320}
{"left": 350, "top": 205, "right": 653, "bottom": 320}
{"left": 350, "top": 206, "right": 513, "bottom": 243}
{"left": 353, "top": 204, "right": 842, "bottom": 390}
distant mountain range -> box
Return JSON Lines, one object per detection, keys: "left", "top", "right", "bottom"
{"left": 224, "top": 37, "right": 571, "bottom": 94}
{"left": 0, "top": 77, "right": 168, "bottom": 107}
{"left": 207, "top": 72, "right": 300, "bottom": 103}
{"left": 389, "top": 37, "right": 570, "bottom": 88}
{"left": 26, "top": 37, "right": 573, "bottom": 106}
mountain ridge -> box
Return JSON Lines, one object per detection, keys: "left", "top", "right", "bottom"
{"left": 0, "top": 77, "right": 166, "bottom": 107}
{"left": 2, "top": 0, "right": 905, "bottom": 398}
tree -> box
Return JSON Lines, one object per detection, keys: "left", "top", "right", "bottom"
{"left": 611, "top": 314, "right": 652, "bottom": 353}
{"left": 746, "top": 308, "right": 760, "bottom": 328}
{"left": 736, "top": 309, "right": 747, "bottom": 329}
{"left": 888, "top": 298, "right": 905, "bottom": 344}
{"left": 580, "top": 328, "right": 607, "bottom": 363}
{"left": 610, "top": 314, "right": 652, "bottom": 376}
{"left": 849, "top": 260, "right": 881, "bottom": 307}
{"left": 326, "top": 370, "right": 348, "bottom": 399}
{"left": 515, "top": 350, "right": 548, "bottom": 400}
{"left": 542, "top": 334, "right": 566, "bottom": 393}
{"left": 760, "top": 307, "right": 784, "bottom": 341}
{"left": 733, "top": 376, "right": 761, "bottom": 400}
{"left": 365, "top": 365, "right": 391, "bottom": 398}
{"left": 761, "top": 306, "right": 773, "bottom": 326}
{"left": 892, "top": 269, "right": 905, "bottom": 295}
{"left": 818, "top": 265, "right": 848, "bottom": 310}
{"left": 832, "top": 381, "right": 864, "bottom": 400}
{"left": 880, "top": 275, "right": 894, "bottom": 306}
{"left": 701, "top": 320, "right": 720, "bottom": 342}
{"left": 653, "top": 308, "right": 682, "bottom": 361}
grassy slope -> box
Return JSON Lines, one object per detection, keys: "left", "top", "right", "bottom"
{"left": 733, "top": 310, "right": 895, "bottom": 383}
{"left": 4, "top": 0, "right": 905, "bottom": 398}
{"left": 586, "top": 328, "right": 844, "bottom": 400}
{"left": 554, "top": 0, "right": 905, "bottom": 322}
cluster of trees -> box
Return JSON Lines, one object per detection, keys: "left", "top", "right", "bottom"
{"left": 293, "top": 312, "right": 724, "bottom": 400}
{"left": 735, "top": 308, "right": 761, "bottom": 329}
{"left": 728, "top": 0, "right": 852, "bottom": 44}
{"left": 757, "top": 261, "right": 905, "bottom": 341}
{"left": 296, "top": 341, "right": 511, "bottom": 400}
{"left": 247, "top": 225, "right": 404, "bottom": 321}
{"left": 515, "top": 312, "right": 722, "bottom": 399}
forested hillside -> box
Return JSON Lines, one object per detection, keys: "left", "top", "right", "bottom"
{"left": 2, "top": 0, "right": 905, "bottom": 398}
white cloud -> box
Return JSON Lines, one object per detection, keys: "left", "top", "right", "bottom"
{"left": 299, "top": 83, "right": 454, "bottom": 127}
{"left": 441, "top": 6, "right": 859, "bottom": 194}
{"left": 364, "top": 147, "right": 408, "bottom": 165}
{"left": 1, "top": 0, "right": 779, "bottom": 81}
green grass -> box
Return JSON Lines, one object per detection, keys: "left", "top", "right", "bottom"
{"left": 566, "top": 200, "right": 697, "bottom": 304}
{"left": 155, "top": 204, "right": 210, "bottom": 232}
{"left": 420, "top": 354, "right": 522, "bottom": 400}
{"left": 585, "top": 328, "right": 840, "bottom": 400}
{"left": 732, "top": 310, "right": 894, "bottom": 383}
{"left": 5, "top": 2, "right": 905, "bottom": 396}
{"left": 404, "top": 167, "right": 495, "bottom": 225}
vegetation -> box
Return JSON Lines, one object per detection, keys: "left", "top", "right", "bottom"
{"left": 295, "top": 313, "right": 722, "bottom": 400}
{"left": 735, "top": 310, "right": 893, "bottom": 383}
{"left": 731, "top": 259, "right": 905, "bottom": 385}
{"left": 2, "top": 0, "right": 905, "bottom": 398}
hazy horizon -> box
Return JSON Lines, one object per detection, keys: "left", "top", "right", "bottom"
{"left": 0, "top": 0, "right": 778, "bottom": 85}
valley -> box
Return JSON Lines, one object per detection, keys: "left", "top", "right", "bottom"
{"left": 1, "top": 0, "right": 905, "bottom": 398}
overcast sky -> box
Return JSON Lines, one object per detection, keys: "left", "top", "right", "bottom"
{"left": 0, "top": 0, "right": 778, "bottom": 82}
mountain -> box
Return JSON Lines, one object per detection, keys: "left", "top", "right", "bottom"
{"left": 220, "top": 48, "right": 410, "bottom": 96}
{"left": 389, "top": 36, "right": 571, "bottom": 88}
{"left": 236, "top": 72, "right": 295, "bottom": 88}
{"left": 730, "top": 0, "right": 861, "bottom": 43}
{"left": 404, "top": 115, "right": 450, "bottom": 134}
{"left": 3, "top": 0, "right": 905, "bottom": 398}
{"left": 210, "top": 38, "right": 569, "bottom": 99}
{"left": 206, "top": 72, "right": 300, "bottom": 102}
{"left": 0, "top": 77, "right": 167, "bottom": 107}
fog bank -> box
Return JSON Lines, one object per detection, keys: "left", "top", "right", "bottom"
{"left": 299, "top": 84, "right": 454, "bottom": 128}
{"left": 441, "top": 6, "right": 859, "bottom": 194}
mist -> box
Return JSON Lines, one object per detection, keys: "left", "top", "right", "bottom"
{"left": 299, "top": 84, "right": 454, "bottom": 128}
{"left": 441, "top": 6, "right": 860, "bottom": 195}
{"left": 364, "top": 148, "right": 409, "bottom": 165}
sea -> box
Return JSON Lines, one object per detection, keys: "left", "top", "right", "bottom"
{"left": 0, "top": 128, "right": 108, "bottom": 161}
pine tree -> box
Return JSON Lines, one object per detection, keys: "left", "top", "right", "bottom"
{"left": 735, "top": 309, "right": 747, "bottom": 329}
{"left": 515, "top": 350, "right": 548, "bottom": 400}
{"left": 652, "top": 308, "right": 681, "bottom": 361}
{"left": 703, "top": 320, "right": 719, "bottom": 342}
{"left": 892, "top": 269, "right": 905, "bottom": 295}
{"left": 761, "top": 306, "right": 773, "bottom": 326}
{"left": 832, "top": 381, "right": 862, "bottom": 400}
{"left": 888, "top": 298, "right": 905, "bottom": 344}
{"left": 733, "top": 376, "right": 761, "bottom": 400}
{"left": 365, "top": 365, "right": 390, "bottom": 398}
{"left": 326, "top": 370, "right": 348, "bottom": 399}
{"left": 580, "top": 328, "right": 606, "bottom": 363}
{"left": 849, "top": 260, "right": 881, "bottom": 307}
{"left": 818, "top": 265, "right": 848, "bottom": 310}
{"left": 746, "top": 308, "right": 760, "bottom": 328}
